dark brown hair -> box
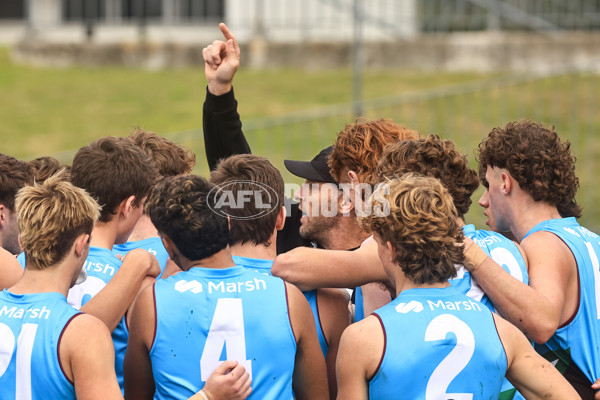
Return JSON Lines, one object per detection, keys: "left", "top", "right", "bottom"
{"left": 358, "top": 174, "right": 464, "bottom": 284}
{"left": 376, "top": 135, "right": 479, "bottom": 219}
{"left": 71, "top": 136, "right": 158, "bottom": 222}
{"left": 478, "top": 120, "right": 581, "bottom": 218}
{"left": 129, "top": 128, "right": 196, "bottom": 178}
{"left": 329, "top": 118, "right": 420, "bottom": 185}
{"left": 210, "top": 154, "right": 284, "bottom": 247}
{"left": 0, "top": 154, "right": 35, "bottom": 211}
{"left": 30, "top": 156, "right": 71, "bottom": 183}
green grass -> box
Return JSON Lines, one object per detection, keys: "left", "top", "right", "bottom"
{"left": 2, "top": 46, "right": 600, "bottom": 230}
{"left": 0, "top": 47, "right": 494, "bottom": 160}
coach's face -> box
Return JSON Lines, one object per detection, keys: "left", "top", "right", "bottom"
{"left": 295, "top": 180, "right": 340, "bottom": 244}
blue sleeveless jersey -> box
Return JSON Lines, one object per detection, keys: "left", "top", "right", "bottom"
{"left": 151, "top": 266, "right": 297, "bottom": 400}
{"left": 232, "top": 255, "right": 329, "bottom": 357}
{"left": 16, "top": 252, "right": 25, "bottom": 268}
{"left": 524, "top": 217, "right": 600, "bottom": 385}
{"left": 113, "top": 237, "right": 169, "bottom": 279}
{"left": 66, "top": 246, "right": 128, "bottom": 392}
{"left": 354, "top": 286, "right": 365, "bottom": 322}
{"left": 451, "top": 225, "right": 529, "bottom": 311}
{"left": 451, "top": 225, "right": 528, "bottom": 400}
{"left": 0, "top": 290, "right": 79, "bottom": 400}
{"left": 370, "top": 286, "right": 507, "bottom": 399}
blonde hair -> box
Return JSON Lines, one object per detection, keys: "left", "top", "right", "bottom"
{"left": 358, "top": 174, "right": 464, "bottom": 284}
{"left": 16, "top": 171, "right": 100, "bottom": 269}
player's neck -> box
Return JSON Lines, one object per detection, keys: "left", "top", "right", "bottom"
{"left": 230, "top": 243, "right": 276, "bottom": 261}
{"left": 182, "top": 247, "right": 236, "bottom": 271}
{"left": 127, "top": 215, "right": 158, "bottom": 242}
{"left": 394, "top": 277, "right": 450, "bottom": 296}
{"left": 320, "top": 219, "right": 369, "bottom": 250}
{"left": 230, "top": 230, "right": 277, "bottom": 260}
{"left": 11, "top": 262, "right": 73, "bottom": 297}
{"left": 89, "top": 220, "right": 118, "bottom": 250}
{"left": 511, "top": 199, "right": 562, "bottom": 242}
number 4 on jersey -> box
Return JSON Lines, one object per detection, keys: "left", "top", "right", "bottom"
{"left": 200, "top": 298, "right": 252, "bottom": 381}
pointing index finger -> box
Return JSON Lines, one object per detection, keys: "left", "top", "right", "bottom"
{"left": 219, "top": 23, "right": 238, "bottom": 47}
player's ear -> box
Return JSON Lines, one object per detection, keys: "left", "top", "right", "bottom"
{"left": 73, "top": 233, "right": 90, "bottom": 258}
{"left": 339, "top": 188, "right": 354, "bottom": 215}
{"left": 0, "top": 204, "right": 7, "bottom": 228}
{"left": 386, "top": 241, "right": 396, "bottom": 264}
{"left": 348, "top": 170, "right": 359, "bottom": 186}
{"left": 160, "top": 235, "right": 176, "bottom": 261}
{"left": 275, "top": 206, "right": 286, "bottom": 231}
{"left": 500, "top": 171, "right": 512, "bottom": 194}
{"left": 120, "top": 195, "right": 136, "bottom": 218}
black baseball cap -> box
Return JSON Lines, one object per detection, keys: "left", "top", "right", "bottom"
{"left": 284, "top": 146, "right": 337, "bottom": 184}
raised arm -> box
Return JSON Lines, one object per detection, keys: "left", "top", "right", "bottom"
{"left": 463, "top": 232, "right": 577, "bottom": 343}
{"left": 496, "top": 314, "right": 580, "bottom": 399}
{"left": 272, "top": 239, "right": 388, "bottom": 291}
{"left": 203, "top": 23, "right": 251, "bottom": 171}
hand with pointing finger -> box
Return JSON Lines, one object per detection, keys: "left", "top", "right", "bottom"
{"left": 203, "top": 23, "right": 240, "bottom": 96}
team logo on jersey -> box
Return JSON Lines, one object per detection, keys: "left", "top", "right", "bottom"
{"left": 208, "top": 180, "right": 280, "bottom": 220}
{"left": 395, "top": 300, "right": 424, "bottom": 314}
{"left": 175, "top": 279, "right": 204, "bottom": 293}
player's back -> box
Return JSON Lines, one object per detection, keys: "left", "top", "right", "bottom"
{"left": 0, "top": 290, "right": 80, "bottom": 400}
{"left": 232, "top": 255, "right": 329, "bottom": 356}
{"left": 151, "top": 265, "right": 297, "bottom": 400}
{"left": 369, "top": 286, "right": 507, "bottom": 399}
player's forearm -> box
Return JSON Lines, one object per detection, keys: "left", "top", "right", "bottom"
{"left": 203, "top": 87, "right": 251, "bottom": 171}
{"left": 272, "top": 247, "right": 387, "bottom": 291}
{"left": 470, "top": 257, "right": 560, "bottom": 342}
{"left": 82, "top": 257, "right": 157, "bottom": 331}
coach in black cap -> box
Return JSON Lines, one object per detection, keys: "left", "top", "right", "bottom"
{"left": 284, "top": 146, "right": 337, "bottom": 184}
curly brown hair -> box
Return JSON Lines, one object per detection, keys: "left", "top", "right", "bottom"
{"left": 129, "top": 128, "right": 196, "bottom": 178}
{"left": 478, "top": 120, "right": 581, "bottom": 218}
{"left": 145, "top": 175, "right": 230, "bottom": 262}
{"left": 376, "top": 135, "right": 479, "bottom": 219}
{"left": 358, "top": 174, "right": 465, "bottom": 285}
{"left": 329, "top": 118, "right": 420, "bottom": 185}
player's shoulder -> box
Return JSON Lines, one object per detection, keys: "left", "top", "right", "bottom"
{"left": 61, "top": 313, "right": 113, "bottom": 356}
{"left": 317, "top": 288, "right": 350, "bottom": 309}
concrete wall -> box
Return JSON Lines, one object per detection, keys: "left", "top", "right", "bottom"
{"left": 11, "top": 32, "right": 600, "bottom": 72}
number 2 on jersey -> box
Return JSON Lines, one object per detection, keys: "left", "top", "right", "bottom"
{"left": 425, "top": 314, "right": 475, "bottom": 400}
{"left": 200, "top": 298, "right": 252, "bottom": 381}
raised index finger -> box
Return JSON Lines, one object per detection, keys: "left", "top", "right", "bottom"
{"left": 219, "top": 23, "right": 238, "bottom": 47}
